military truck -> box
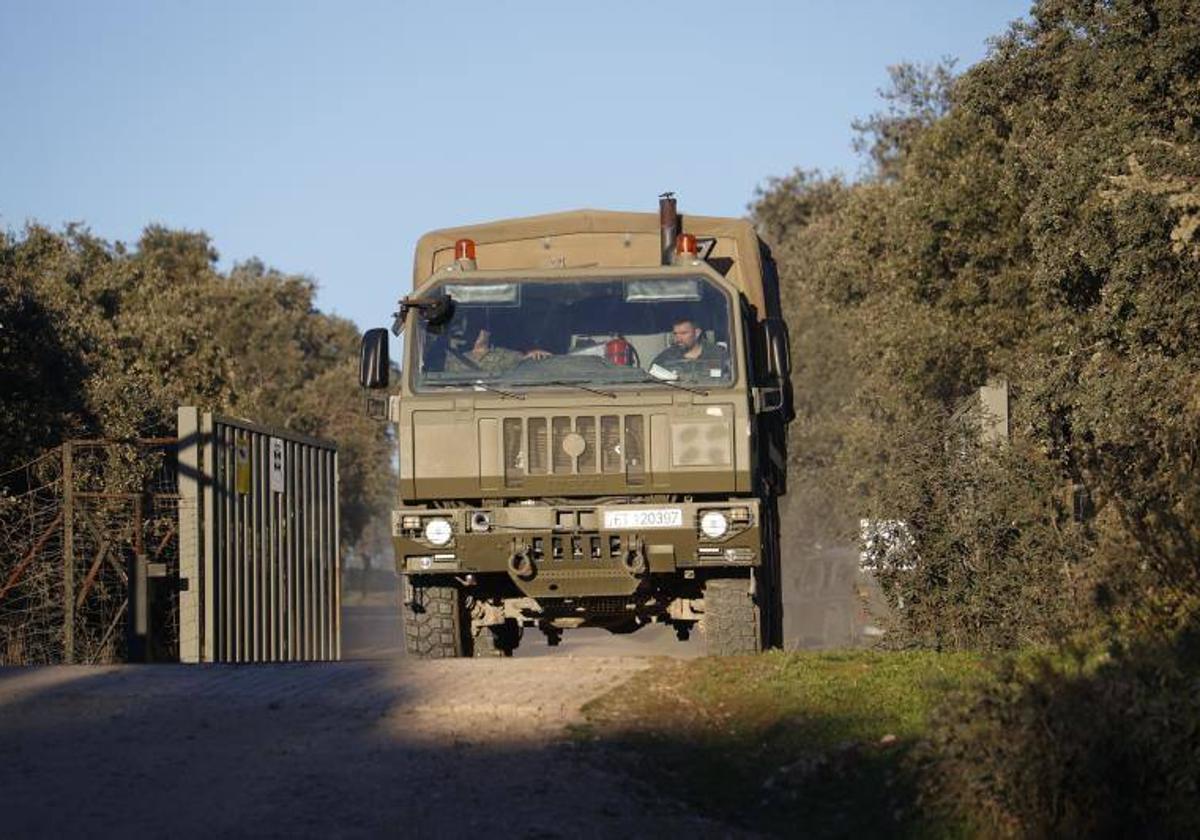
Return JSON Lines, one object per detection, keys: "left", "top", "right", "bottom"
{"left": 359, "top": 195, "right": 792, "bottom": 657}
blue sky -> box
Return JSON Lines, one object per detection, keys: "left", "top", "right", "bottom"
{"left": 1, "top": 1, "right": 1030, "bottom": 330}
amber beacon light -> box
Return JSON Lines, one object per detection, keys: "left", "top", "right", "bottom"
{"left": 675, "top": 233, "right": 697, "bottom": 255}
{"left": 455, "top": 238, "right": 477, "bottom": 261}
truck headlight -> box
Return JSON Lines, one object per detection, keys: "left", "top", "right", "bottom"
{"left": 423, "top": 518, "right": 453, "bottom": 546}
{"left": 699, "top": 511, "right": 729, "bottom": 539}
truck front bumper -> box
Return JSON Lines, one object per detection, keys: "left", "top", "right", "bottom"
{"left": 393, "top": 500, "right": 761, "bottom": 596}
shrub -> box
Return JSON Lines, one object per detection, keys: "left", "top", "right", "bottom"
{"left": 921, "top": 616, "right": 1200, "bottom": 837}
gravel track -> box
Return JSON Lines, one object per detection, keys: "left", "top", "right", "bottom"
{"left": 0, "top": 655, "right": 751, "bottom": 839}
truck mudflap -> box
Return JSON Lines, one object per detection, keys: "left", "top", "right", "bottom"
{"left": 393, "top": 499, "right": 761, "bottom": 597}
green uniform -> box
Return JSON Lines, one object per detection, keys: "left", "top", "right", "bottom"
{"left": 444, "top": 345, "right": 524, "bottom": 374}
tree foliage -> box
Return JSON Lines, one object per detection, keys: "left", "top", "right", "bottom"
{"left": 852, "top": 59, "right": 957, "bottom": 181}
{"left": 0, "top": 225, "right": 392, "bottom": 544}
{"left": 755, "top": 2, "right": 1199, "bottom": 828}
{"left": 754, "top": 0, "right": 1200, "bottom": 648}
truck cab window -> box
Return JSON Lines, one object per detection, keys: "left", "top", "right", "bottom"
{"left": 414, "top": 276, "right": 735, "bottom": 390}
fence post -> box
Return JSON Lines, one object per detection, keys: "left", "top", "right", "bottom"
{"left": 129, "top": 493, "right": 148, "bottom": 662}
{"left": 62, "top": 442, "right": 75, "bottom": 664}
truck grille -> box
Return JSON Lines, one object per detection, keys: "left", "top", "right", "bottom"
{"left": 503, "top": 414, "right": 645, "bottom": 486}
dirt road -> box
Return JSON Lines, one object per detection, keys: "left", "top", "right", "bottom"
{"left": 0, "top": 627, "right": 746, "bottom": 839}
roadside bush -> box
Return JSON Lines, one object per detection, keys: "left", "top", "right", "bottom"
{"left": 867, "top": 416, "right": 1095, "bottom": 652}
{"left": 921, "top": 614, "right": 1200, "bottom": 837}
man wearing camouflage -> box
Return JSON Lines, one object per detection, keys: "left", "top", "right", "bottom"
{"left": 445, "top": 328, "right": 549, "bottom": 373}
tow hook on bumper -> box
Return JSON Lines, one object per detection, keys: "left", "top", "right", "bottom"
{"left": 508, "top": 551, "right": 535, "bottom": 580}
{"left": 621, "top": 543, "right": 648, "bottom": 575}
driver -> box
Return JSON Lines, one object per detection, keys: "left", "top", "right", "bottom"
{"left": 650, "top": 317, "right": 729, "bottom": 381}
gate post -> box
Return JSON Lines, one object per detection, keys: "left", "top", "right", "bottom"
{"left": 177, "top": 407, "right": 202, "bottom": 663}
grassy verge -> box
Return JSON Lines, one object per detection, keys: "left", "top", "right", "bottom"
{"left": 574, "top": 649, "right": 988, "bottom": 837}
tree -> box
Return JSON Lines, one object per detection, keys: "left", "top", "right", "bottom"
{"left": 753, "top": 0, "right": 1200, "bottom": 647}
{"left": 851, "top": 59, "right": 957, "bottom": 181}
{"left": 0, "top": 225, "right": 394, "bottom": 546}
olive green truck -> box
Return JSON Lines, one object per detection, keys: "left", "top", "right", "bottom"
{"left": 359, "top": 195, "right": 793, "bottom": 657}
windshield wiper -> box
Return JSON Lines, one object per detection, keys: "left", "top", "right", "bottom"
{"left": 506, "top": 378, "right": 618, "bottom": 399}
{"left": 470, "top": 380, "right": 525, "bottom": 399}
{"left": 545, "top": 379, "right": 617, "bottom": 399}
{"left": 631, "top": 374, "right": 710, "bottom": 397}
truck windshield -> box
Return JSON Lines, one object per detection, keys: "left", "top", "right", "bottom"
{"left": 413, "top": 275, "right": 735, "bottom": 391}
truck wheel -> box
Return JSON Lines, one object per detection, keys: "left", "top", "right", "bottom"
{"left": 703, "top": 577, "right": 761, "bottom": 656}
{"left": 404, "top": 581, "right": 471, "bottom": 659}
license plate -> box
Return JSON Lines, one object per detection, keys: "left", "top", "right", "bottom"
{"left": 602, "top": 508, "right": 684, "bottom": 530}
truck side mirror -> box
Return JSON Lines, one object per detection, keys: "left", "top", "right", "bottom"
{"left": 761, "top": 318, "right": 795, "bottom": 422}
{"left": 359, "top": 328, "right": 390, "bottom": 389}
{"left": 763, "top": 318, "right": 791, "bottom": 380}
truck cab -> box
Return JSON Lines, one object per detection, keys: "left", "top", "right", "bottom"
{"left": 361, "top": 197, "right": 792, "bottom": 656}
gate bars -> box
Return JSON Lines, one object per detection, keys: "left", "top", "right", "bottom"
{"left": 178, "top": 408, "right": 340, "bottom": 663}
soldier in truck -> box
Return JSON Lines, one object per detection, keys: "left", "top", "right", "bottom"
{"left": 650, "top": 316, "right": 730, "bottom": 382}
{"left": 435, "top": 314, "right": 552, "bottom": 373}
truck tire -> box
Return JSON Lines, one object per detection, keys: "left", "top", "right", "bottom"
{"left": 703, "top": 577, "right": 761, "bottom": 656}
{"left": 404, "top": 581, "right": 471, "bottom": 659}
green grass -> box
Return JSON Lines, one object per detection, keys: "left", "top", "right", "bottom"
{"left": 574, "top": 649, "right": 988, "bottom": 837}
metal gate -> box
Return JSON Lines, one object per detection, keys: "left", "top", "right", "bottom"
{"left": 177, "top": 408, "right": 340, "bottom": 663}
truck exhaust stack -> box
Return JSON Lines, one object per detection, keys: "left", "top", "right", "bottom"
{"left": 659, "top": 192, "right": 678, "bottom": 266}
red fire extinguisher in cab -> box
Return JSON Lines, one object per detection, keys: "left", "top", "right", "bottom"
{"left": 605, "top": 336, "right": 637, "bottom": 366}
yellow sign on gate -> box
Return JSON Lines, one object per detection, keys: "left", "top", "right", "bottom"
{"left": 235, "top": 435, "right": 251, "bottom": 494}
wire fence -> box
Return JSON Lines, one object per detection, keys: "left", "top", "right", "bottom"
{"left": 0, "top": 440, "right": 180, "bottom": 664}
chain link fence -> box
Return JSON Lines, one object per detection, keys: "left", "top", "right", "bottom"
{"left": 0, "top": 440, "right": 180, "bottom": 664}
